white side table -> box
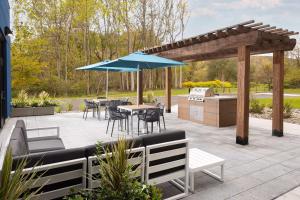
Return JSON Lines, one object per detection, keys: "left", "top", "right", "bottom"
{"left": 189, "top": 148, "right": 225, "bottom": 192}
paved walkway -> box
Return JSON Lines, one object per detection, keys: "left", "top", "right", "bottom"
{"left": 8, "top": 111, "right": 300, "bottom": 200}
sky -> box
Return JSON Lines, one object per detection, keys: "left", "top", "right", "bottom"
{"left": 184, "top": 0, "right": 300, "bottom": 39}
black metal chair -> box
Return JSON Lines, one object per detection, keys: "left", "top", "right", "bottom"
{"left": 104, "top": 100, "right": 122, "bottom": 120}
{"left": 106, "top": 106, "right": 129, "bottom": 136}
{"left": 156, "top": 103, "right": 166, "bottom": 129}
{"left": 83, "top": 99, "right": 99, "bottom": 120}
{"left": 138, "top": 108, "right": 161, "bottom": 135}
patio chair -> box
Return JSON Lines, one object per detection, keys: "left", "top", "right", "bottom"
{"left": 156, "top": 103, "right": 166, "bottom": 129}
{"left": 104, "top": 100, "right": 122, "bottom": 119}
{"left": 106, "top": 106, "right": 129, "bottom": 136}
{"left": 83, "top": 99, "right": 99, "bottom": 120}
{"left": 138, "top": 108, "right": 160, "bottom": 135}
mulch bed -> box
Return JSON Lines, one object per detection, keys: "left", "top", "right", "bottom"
{"left": 250, "top": 108, "right": 300, "bottom": 125}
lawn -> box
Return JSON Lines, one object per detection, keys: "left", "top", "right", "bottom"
{"left": 55, "top": 88, "right": 190, "bottom": 100}
{"left": 256, "top": 97, "right": 300, "bottom": 109}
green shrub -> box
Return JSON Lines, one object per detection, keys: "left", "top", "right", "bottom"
{"left": 28, "top": 99, "right": 39, "bottom": 107}
{"left": 283, "top": 102, "right": 293, "bottom": 118}
{"left": 79, "top": 103, "right": 86, "bottom": 112}
{"left": 55, "top": 106, "right": 62, "bottom": 113}
{"left": 11, "top": 90, "right": 29, "bottom": 108}
{"left": 250, "top": 98, "right": 265, "bottom": 114}
{"left": 0, "top": 148, "right": 44, "bottom": 199}
{"left": 182, "top": 80, "right": 232, "bottom": 89}
{"left": 38, "top": 91, "right": 57, "bottom": 107}
{"left": 12, "top": 90, "right": 57, "bottom": 108}
{"left": 65, "top": 139, "right": 162, "bottom": 200}
{"left": 143, "top": 91, "right": 157, "bottom": 104}
{"left": 95, "top": 138, "right": 162, "bottom": 200}
{"left": 66, "top": 103, "right": 73, "bottom": 112}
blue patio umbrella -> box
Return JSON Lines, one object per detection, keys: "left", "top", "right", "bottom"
{"left": 76, "top": 61, "right": 138, "bottom": 99}
{"left": 99, "top": 51, "right": 185, "bottom": 104}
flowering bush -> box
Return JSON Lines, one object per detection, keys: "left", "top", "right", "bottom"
{"left": 182, "top": 80, "right": 232, "bottom": 89}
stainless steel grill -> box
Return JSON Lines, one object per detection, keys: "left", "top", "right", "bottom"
{"left": 188, "top": 87, "right": 214, "bottom": 102}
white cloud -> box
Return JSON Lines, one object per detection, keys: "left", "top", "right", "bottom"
{"left": 214, "top": 0, "right": 281, "bottom": 10}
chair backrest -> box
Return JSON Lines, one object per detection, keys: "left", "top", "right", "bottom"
{"left": 11, "top": 158, "right": 87, "bottom": 200}
{"left": 107, "top": 106, "right": 120, "bottom": 119}
{"left": 145, "top": 108, "right": 160, "bottom": 121}
{"left": 87, "top": 147, "right": 145, "bottom": 189}
{"left": 84, "top": 99, "right": 95, "bottom": 108}
{"left": 156, "top": 103, "right": 165, "bottom": 115}
{"left": 145, "top": 139, "right": 189, "bottom": 185}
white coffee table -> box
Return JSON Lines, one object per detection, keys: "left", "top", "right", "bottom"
{"left": 189, "top": 148, "right": 225, "bottom": 192}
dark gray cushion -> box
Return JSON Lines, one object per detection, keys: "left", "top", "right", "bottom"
{"left": 9, "top": 127, "right": 29, "bottom": 156}
{"left": 15, "top": 120, "right": 29, "bottom": 150}
{"left": 9, "top": 139, "right": 28, "bottom": 157}
{"left": 13, "top": 147, "right": 85, "bottom": 170}
{"left": 84, "top": 137, "right": 144, "bottom": 157}
{"left": 15, "top": 120, "right": 28, "bottom": 139}
{"left": 141, "top": 129, "right": 186, "bottom": 146}
{"left": 28, "top": 138, "right": 65, "bottom": 153}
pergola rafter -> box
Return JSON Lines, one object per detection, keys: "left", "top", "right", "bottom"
{"left": 142, "top": 20, "right": 298, "bottom": 145}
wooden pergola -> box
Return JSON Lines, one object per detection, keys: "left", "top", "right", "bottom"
{"left": 142, "top": 20, "right": 298, "bottom": 145}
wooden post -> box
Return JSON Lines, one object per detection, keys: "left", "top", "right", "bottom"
{"left": 165, "top": 67, "right": 172, "bottom": 113}
{"left": 272, "top": 51, "right": 284, "bottom": 137}
{"left": 137, "top": 70, "right": 143, "bottom": 105}
{"left": 236, "top": 46, "right": 250, "bottom": 145}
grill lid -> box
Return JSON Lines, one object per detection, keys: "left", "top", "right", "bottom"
{"left": 188, "top": 87, "right": 214, "bottom": 101}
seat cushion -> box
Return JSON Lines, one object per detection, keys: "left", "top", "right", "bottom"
{"left": 9, "top": 127, "right": 29, "bottom": 156}
{"left": 28, "top": 138, "right": 65, "bottom": 153}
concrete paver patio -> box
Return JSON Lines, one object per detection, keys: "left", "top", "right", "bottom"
{"left": 10, "top": 110, "right": 300, "bottom": 200}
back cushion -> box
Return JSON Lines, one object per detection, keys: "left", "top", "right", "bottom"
{"left": 15, "top": 120, "right": 29, "bottom": 150}
{"left": 85, "top": 137, "right": 144, "bottom": 157}
{"left": 141, "top": 129, "right": 186, "bottom": 147}
{"left": 12, "top": 147, "right": 85, "bottom": 170}
{"left": 9, "top": 127, "right": 29, "bottom": 156}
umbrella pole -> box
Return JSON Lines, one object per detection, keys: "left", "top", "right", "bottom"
{"left": 137, "top": 65, "right": 139, "bottom": 106}
{"left": 106, "top": 69, "right": 108, "bottom": 99}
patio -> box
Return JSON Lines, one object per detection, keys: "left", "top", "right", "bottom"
{"left": 9, "top": 109, "right": 300, "bottom": 200}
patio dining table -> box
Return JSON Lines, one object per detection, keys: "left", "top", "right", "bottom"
{"left": 117, "top": 104, "right": 158, "bottom": 134}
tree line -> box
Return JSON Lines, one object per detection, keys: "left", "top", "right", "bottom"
{"left": 12, "top": 0, "right": 189, "bottom": 96}
{"left": 11, "top": 0, "right": 300, "bottom": 97}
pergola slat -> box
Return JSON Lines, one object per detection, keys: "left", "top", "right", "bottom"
{"left": 245, "top": 22, "right": 263, "bottom": 28}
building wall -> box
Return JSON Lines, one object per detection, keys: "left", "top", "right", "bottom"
{"left": 0, "top": 0, "right": 11, "bottom": 119}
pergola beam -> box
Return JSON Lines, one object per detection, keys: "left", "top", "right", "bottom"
{"left": 158, "top": 31, "right": 260, "bottom": 61}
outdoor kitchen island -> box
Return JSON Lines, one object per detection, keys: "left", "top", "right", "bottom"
{"left": 178, "top": 94, "right": 237, "bottom": 127}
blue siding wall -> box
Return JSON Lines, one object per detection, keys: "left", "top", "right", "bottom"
{"left": 0, "top": 0, "right": 11, "bottom": 118}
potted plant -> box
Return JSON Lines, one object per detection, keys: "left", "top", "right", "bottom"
{"left": 11, "top": 90, "right": 58, "bottom": 117}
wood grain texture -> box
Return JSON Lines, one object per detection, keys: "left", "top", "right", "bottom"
{"left": 272, "top": 50, "right": 284, "bottom": 137}
{"left": 236, "top": 46, "right": 250, "bottom": 145}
